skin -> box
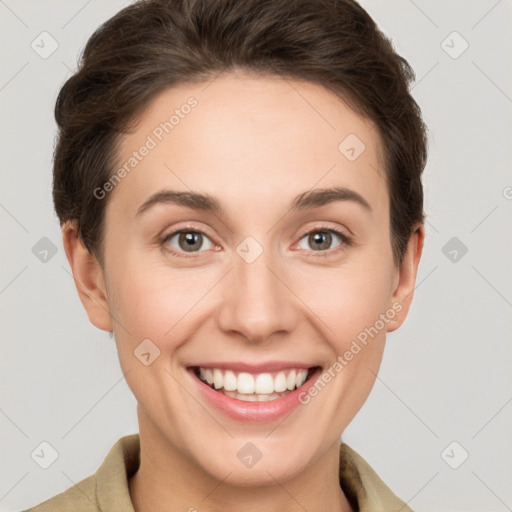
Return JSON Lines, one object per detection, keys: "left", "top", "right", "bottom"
{"left": 63, "top": 68, "right": 424, "bottom": 512}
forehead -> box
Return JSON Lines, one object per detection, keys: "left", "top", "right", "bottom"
{"left": 111, "top": 71, "right": 388, "bottom": 221}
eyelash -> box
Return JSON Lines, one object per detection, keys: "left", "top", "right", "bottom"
{"left": 160, "top": 225, "right": 352, "bottom": 260}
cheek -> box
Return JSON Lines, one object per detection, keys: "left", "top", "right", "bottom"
{"left": 106, "top": 266, "right": 204, "bottom": 403}
{"left": 288, "top": 265, "right": 392, "bottom": 432}
{"left": 106, "top": 257, "right": 218, "bottom": 350}
{"left": 294, "top": 262, "right": 393, "bottom": 345}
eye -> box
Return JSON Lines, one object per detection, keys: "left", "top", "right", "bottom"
{"left": 296, "top": 226, "right": 352, "bottom": 256}
{"left": 162, "top": 229, "right": 215, "bottom": 258}
{"left": 160, "top": 225, "right": 352, "bottom": 260}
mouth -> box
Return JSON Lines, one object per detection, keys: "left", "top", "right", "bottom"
{"left": 189, "top": 365, "right": 321, "bottom": 402}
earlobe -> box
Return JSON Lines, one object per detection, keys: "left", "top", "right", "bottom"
{"left": 386, "top": 223, "right": 425, "bottom": 333}
{"left": 62, "top": 221, "right": 113, "bottom": 332}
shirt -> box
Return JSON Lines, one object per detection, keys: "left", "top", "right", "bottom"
{"left": 23, "top": 434, "right": 413, "bottom": 512}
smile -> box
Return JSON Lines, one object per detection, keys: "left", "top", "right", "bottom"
{"left": 191, "top": 365, "right": 320, "bottom": 402}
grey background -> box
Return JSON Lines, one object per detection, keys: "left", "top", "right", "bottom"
{"left": 1, "top": 1, "right": 511, "bottom": 511}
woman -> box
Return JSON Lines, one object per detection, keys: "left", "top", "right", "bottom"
{"left": 25, "top": 0, "right": 427, "bottom": 510}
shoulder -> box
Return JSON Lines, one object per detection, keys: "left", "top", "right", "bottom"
{"left": 22, "top": 474, "right": 97, "bottom": 512}
{"left": 22, "top": 434, "right": 140, "bottom": 512}
{"left": 339, "top": 442, "right": 413, "bottom": 512}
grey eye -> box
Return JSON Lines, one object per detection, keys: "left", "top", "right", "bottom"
{"left": 166, "top": 231, "right": 214, "bottom": 253}
{"left": 297, "top": 231, "right": 343, "bottom": 251}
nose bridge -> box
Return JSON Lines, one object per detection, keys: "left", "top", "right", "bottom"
{"left": 217, "top": 237, "right": 297, "bottom": 343}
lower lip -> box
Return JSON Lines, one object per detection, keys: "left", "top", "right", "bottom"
{"left": 187, "top": 367, "right": 323, "bottom": 423}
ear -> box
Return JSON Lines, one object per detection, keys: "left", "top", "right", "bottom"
{"left": 62, "top": 221, "right": 113, "bottom": 331}
{"left": 386, "top": 222, "right": 425, "bottom": 333}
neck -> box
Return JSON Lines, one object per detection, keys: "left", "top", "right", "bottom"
{"left": 129, "top": 410, "right": 354, "bottom": 512}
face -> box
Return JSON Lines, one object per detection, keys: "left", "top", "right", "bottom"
{"left": 71, "top": 70, "right": 422, "bottom": 486}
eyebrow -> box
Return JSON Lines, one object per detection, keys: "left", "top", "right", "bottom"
{"left": 135, "top": 186, "right": 372, "bottom": 217}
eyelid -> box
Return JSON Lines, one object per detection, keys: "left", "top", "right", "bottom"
{"left": 297, "top": 223, "right": 350, "bottom": 240}
{"left": 160, "top": 221, "right": 217, "bottom": 241}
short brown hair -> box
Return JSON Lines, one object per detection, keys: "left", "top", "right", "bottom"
{"left": 53, "top": 0, "right": 428, "bottom": 267}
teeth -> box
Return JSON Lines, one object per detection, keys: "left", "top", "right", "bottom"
{"left": 274, "top": 372, "right": 287, "bottom": 392}
{"left": 286, "top": 370, "right": 296, "bottom": 390}
{"left": 255, "top": 373, "right": 274, "bottom": 394}
{"left": 222, "top": 390, "right": 288, "bottom": 402}
{"left": 213, "top": 369, "right": 223, "bottom": 390}
{"left": 237, "top": 372, "right": 255, "bottom": 394}
{"left": 223, "top": 370, "right": 237, "bottom": 391}
{"left": 196, "top": 367, "right": 311, "bottom": 396}
{"left": 202, "top": 368, "right": 214, "bottom": 385}
{"left": 295, "top": 371, "right": 306, "bottom": 389}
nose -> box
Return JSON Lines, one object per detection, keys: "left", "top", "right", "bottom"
{"left": 216, "top": 246, "right": 299, "bottom": 345}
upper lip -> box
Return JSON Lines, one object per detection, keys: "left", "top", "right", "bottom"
{"left": 188, "top": 361, "right": 320, "bottom": 373}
